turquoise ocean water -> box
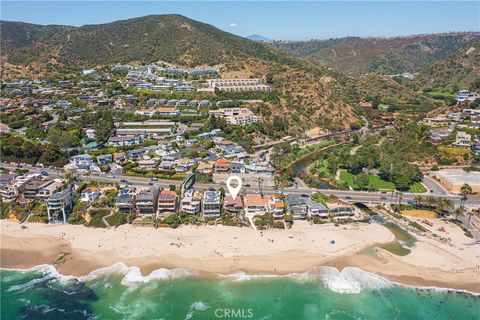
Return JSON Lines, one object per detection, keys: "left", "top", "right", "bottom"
{"left": 1, "top": 263, "right": 479, "bottom": 320}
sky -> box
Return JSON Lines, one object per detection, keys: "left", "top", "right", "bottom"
{"left": 1, "top": 1, "right": 479, "bottom": 40}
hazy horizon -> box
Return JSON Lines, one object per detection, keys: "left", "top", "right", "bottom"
{"left": 1, "top": 1, "right": 479, "bottom": 40}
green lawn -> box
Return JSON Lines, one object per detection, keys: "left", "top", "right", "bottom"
{"left": 340, "top": 171, "right": 428, "bottom": 193}
{"left": 408, "top": 182, "right": 427, "bottom": 193}
{"left": 339, "top": 170, "right": 395, "bottom": 190}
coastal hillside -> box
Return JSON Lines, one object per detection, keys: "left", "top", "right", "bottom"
{"left": 414, "top": 40, "right": 480, "bottom": 90}
{"left": 268, "top": 33, "right": 480, "bottom": 75}
{"left": 0, "top": 15, "right": 436, "bottom": 132}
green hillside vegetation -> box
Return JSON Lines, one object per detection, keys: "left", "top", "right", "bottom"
{"left": 268, "top": 33, "right": 480, "bottom": 75}
{"left": 0, "top": 15, "right": 446, "bottom": 132}
{"left": 414, "top": 41, "right": 480, "bottom": 91}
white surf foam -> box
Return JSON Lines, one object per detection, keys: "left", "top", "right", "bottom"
{"left": 3, "top": 264, "right": 478, "bottom": 296}
{"left": 185, "top": 301, "right": 210, "bottom": 320}
{"left": 79, "top": 262, "right": 197, "bottom": 285}
{"left": 318, "top": 266, "right": 392, "bottom": 294}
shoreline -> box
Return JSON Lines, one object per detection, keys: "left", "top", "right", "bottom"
{"left": 1, "top": 220, "right": 479, "bottom": 292}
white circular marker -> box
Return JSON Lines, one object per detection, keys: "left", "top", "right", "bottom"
{"left": 226, "top": 175, "right": 242, "bottom": 200}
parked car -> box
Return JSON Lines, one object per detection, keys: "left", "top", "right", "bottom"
{"left": 41, "top": 171, "right": 49, "bottom": 176}
{"left": 106, "top": 174, "right": 114, "bottom": 179}
{"left": 120, "top": 178, "right": 128, "bottom": 183}
{"left": 151, "top": 177, "right": 158, "bottom": 181}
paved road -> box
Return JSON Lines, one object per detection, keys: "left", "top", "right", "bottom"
{"left": 422, "top": 175, "right": 449, "bottom": 195}
{"left": 3, "top": 162, "right": 480, "bottom": 208}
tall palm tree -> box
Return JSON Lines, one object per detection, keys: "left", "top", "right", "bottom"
{"left": 442, "top": 198, "right": 455, "bottom": 214}
{"left": 454, "top": 208, "right": 464, "bottom": 220}
{"left": 414, "top": 195, "right": 424, "bottom": 208}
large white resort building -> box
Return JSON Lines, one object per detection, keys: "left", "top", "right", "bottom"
{"left": 207, "top": 79, "right": 272, "bottom": 92}
{"left": 209, "top": 108, "right": 260, "bottom": 126}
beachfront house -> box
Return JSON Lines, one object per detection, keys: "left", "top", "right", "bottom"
{"left": 80, "top": 187, "right": 100, "bottom": 203}
{"left": 136, "top": 188, "right": 160, "bottom": 215}
{"left": 224, "top": 195, "right": 244, "bottom": 216}
{"left": 157, "top": 190, "right": 178, "bottom": 216}
{"left": 47, "top": 185, "right": 73, "bottom": 223}
{"left": 180, "top": 190, "right": 202, "bottom": 215}
{"left": 306, "top": 199, "right": 329, "bottom": 218}
{"left": 202, "top": 190, "right": 222, "bottom": 220}
{"left": 244, "top": 194, "right": 265, "bottom": 216}
{"left": 286, "top": 195, "right": 308, "bottom": 219}
{"left": 115, "top": 187, "right": 136, "bottom": 214}
{"left": 264, "top": 195, "right": 285, "bottom": 219}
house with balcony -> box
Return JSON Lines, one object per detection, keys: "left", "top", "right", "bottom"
{"left": 138, "top": 159, "right": 157, "bottom": 170}
{"left": 264, "top": 195, "right": 285, "bottom": 218}
{"left": 0, "top": 174, "right": 18, "bottom": 202}
{"left": 115, "top": 187, "right": 136, "bottom": 214}
{"left": 175, "top": 158, "right": 195, "bottom": 172}
{"left": 70, "top": 154, "right": 94, "bottom": 170}
{"left": 224, "top": 195, "right": 244, "bottom": 216}
{"left": 180, "top": 190, "right": 202, "bottom": 215}
{"left": 244, "top": 194, "right": 265, "bottom": 216}
{"left": 286, "top": 195, "right": 308, "bottom": 220}
{"left": 108, "top": 135, "right": 142, "bottom": 147}
{"left": 97, "top": 154, "right": 113, "bottom": 165}
{"left": 305, "top": 199, "right": 329, "bottom": 218}
{"left": 80, "top": 187, "right": 100, "bottom": 203}
{"left": 455, "top": 131, "right": 472, "bottom": 147}
{"left": 328, "top": 203, "right": 355, "bottom": 218}
{"left": 136, "top": 188, "right": 160, "bottom": 215}
{"left": 202, "top": 190, "right": 222, "bottom": 220}
{"left": 214, "top": 158, "right": 230, "bottom": 173}
{"left": 47, "top": 185, "right": 73, "bottom": 223}
{"left": 197, "top": 161, "right": 215, "bottom": 174}
{"left": 113, "top": 152, "right": 127, "bottom": 163}
{"left": 157, "top": 190, "right": 178, "bottom": 216}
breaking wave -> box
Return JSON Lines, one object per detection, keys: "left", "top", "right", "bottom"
{"left": 3, "top": 264, "right": 478, "bottom": 296}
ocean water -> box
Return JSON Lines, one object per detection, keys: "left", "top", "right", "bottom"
{"left": 1, "top": 264, "right": 479, "bottom": 320}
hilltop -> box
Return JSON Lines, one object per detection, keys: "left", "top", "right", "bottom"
{"left": 268, "top": 33, "right": 480, "bottom": 75}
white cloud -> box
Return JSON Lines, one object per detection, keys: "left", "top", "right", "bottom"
{"left": 229, "top": 22, "right": 237, "bottom": 28}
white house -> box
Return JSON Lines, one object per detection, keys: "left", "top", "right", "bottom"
{"left": 80, "top": 187, "right": 100, "bottom": 203}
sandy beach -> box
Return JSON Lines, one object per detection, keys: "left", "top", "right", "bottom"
{"left": 1, "top": 220, "right": 479, "bottom": 292}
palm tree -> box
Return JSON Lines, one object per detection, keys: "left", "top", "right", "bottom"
{"left": 454, "top": 208, "right": 464, "bottom": 220}
{"left": 460, "top": 183, "right": 472, "bottom": 195}
{"left": 460, "top": 183, "right": 471, "bottom": 211}
{"left": 414, "top": 195, "right": 424, "bottom": 208}
{"left": 426, "top": 196, "right": 436, "bottom": 209}
{"left": 442, "top": 198, "right": 454, "bottom": 215}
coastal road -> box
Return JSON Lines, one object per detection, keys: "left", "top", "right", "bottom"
{"left": 80, "top": 173, "right": 480, "bottom": 207}
{"left": 3, "top": 162, "right": 480, "bottom": 208}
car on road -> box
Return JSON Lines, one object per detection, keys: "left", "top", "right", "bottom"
{"left": 151, "top": 177, "right": 158, "bottom": 181}
{"left": 345, "top": 196, "right": 352, "bottom": 200}
{"left": 41, "top": 171, "right": 49, "bottom": 176}
{"left": 120, "top": 178, "right": 128, "bottom": 183}
{"left": 106, "top": 174, "right": 114, "bottom": 179}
